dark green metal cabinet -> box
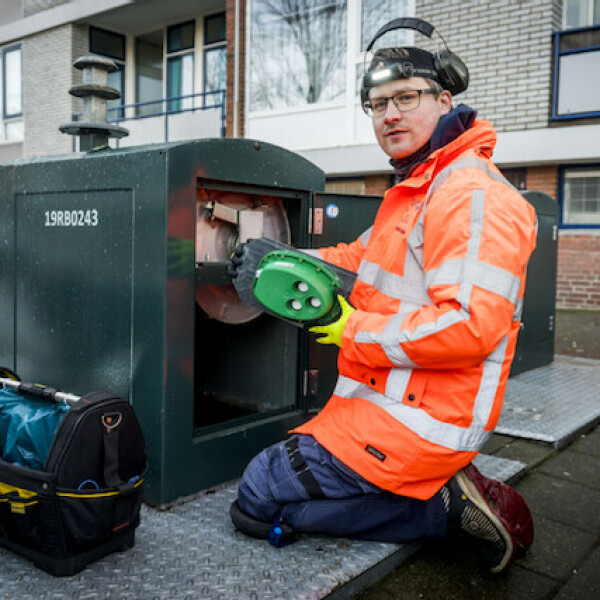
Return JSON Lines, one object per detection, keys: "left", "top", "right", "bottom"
{"left": 510, "top": 191, "right": 559, "bottom": 376}
{"left": 0, "top": 140, "right": 556, "bottom": 506}
{"left": 306, "top": 193, "right": 382, "bottom": 409}
{"left": 0, "top": 139, "right": 328, "bottom": 506}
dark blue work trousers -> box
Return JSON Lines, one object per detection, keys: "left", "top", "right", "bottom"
{"left": 237, "top": 434, "right": 447, "bottom": 543}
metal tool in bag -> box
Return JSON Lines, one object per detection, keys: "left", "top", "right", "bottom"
{"left": 0, "top": 378, "right": 80, "bottom": 406}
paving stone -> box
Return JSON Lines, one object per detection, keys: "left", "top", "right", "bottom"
{"left": 536, "top": 449, "right": 600, "bottom": 490}
{"left": 481, "top": 433, "right": 515, "bottom": 455}
{"left": 355, "top": 542, "right": 558, "bottom": 600}
{"left": 569, "top": 428, "right": 600, "bottom": 458}
{"left": 493, "top": 439, "right": 556, "bottom": 470}
{"left": 515, "top": 472, "right": 600, "bottom": 533}
{"left": 515, "top": 514, "right": 597, "bottom": 581}
{"left": 553, "top": 546, "right": 600, "bottom": 600}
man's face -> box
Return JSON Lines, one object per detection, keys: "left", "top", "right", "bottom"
{"left": 370, "top": 77, "right": 452, "bottom": 159}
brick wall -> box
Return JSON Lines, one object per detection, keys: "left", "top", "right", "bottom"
{"left": 225, "top": 0, "right": 246, "bottom": 138}
{"left": 557, "top": 233, "right": 600, "bottom": 309}
{"left": 527, "top": 165, "right": 558, "bottom": 199}
{"left": 364, "top": 175, "right": 391, "bottom": 197}
{"left": 417, "top": 0, "right": 561, "bottom": 132}
{"left": 23, "top": 23, "right": 85, "bottom": 157}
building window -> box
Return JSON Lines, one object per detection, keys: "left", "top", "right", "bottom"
{"left": 249, "top": 0, "right": 410, "bottom": 111}
{"left": 355, "top": 0, "right": 410, "bottom": 98}
{"left": 135, "top": 30, "right": 164, "bottom": 116}
{"left": 167, "top": 20, "right": 195, "bottom": 53}
{"left": 1, "top": 44, "right": 22, "bottom": 142}
{"left": 361, "top": 0, "right": 410, "bottom": 51}
{"left": 564, "top": 0, "right": 600, "bottom": 28}
{"left": 90, "top": 27, "right": 126, "bottom": 119}
{"left": 166, "top": 21, "right": 195, "bottom": 113}
{"left": 501, "top": 168, "right": 527, "bottom": 191}
{"left": 90, "top": 26, "right": 126, "bottom": 60}
{"left": 249, "top": 0, "right": 347, "bottom": 111}
{"left": 560, "top": 167, "right": 600, "bottom": 226}
{"left": 552, "top": 25, "right": 600, "bottom": 120}
{"left": 203, "top": 12, "right": 226, "bottom": 104}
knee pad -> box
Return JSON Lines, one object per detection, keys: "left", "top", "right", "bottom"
{"left": 229, "top": 500, "right": 296, "bottom": 547}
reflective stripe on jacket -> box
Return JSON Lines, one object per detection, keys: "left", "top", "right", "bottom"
{"left": 293, "top": 120, "right": 537, "bottom": 500}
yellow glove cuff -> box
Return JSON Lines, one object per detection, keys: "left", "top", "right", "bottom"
{"left": 308, "top": 295, "right": 355, "bottom": 348}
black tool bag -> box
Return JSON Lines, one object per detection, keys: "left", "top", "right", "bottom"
{"left": 0, "top": 374, "right": 147, "bottom": 576}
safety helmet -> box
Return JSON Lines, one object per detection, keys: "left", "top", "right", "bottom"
{"left": 361, "top": 18, "right": 469, "bottom": 112}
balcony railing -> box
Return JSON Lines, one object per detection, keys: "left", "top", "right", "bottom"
{"left": 70, "top": 89, "right": 226, "bottom": 151}
{"left": 552, "top": 25, "right": 600, "bottom": 120}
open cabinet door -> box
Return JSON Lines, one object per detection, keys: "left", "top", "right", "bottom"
{"left": 307, "top": 192, "right": 382, "bottom": 409}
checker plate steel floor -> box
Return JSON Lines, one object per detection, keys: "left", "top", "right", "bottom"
{"left": 0, "top": 455, "right": 523, "bottom": 600}
{"left": 13, "top": 358, "right": 600, "bottom": 599}
{"left": 497, "top": 356, "right": 600, "bottom": 447}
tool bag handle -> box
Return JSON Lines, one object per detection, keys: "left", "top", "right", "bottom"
{"left": 0, "top": 378, "right": 80, "bottom": 406}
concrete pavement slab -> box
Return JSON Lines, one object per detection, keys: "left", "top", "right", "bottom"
{"left": 492, "top": 438, "right": 556, "bottom": 470}
{"left": 481, "top": 433, "right": 516, "bottom": 455}
{"left": 537, "top": 449, "right": 600, "bottom": 489}
{"left": 514, "top": 514, "right": 597, "bottom": 581}
{"left": 355, "top": 541, "right": 558, "bottom": 600}
{"left": 553, "top": 546, "right": 600, "bottom": 600}
{"left": 515, "top": 472, "right": 600, "bottom": 533}
{"left": 570, "top": 429, "right": 600, "bottom": 458}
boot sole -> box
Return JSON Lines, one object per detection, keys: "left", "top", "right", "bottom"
{"left": 455, "top": 467, "right": 516, "bottom": 573}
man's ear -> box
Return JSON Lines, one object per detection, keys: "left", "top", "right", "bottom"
{"left": 440, "top": 90, "right": 452, "bottom": 114}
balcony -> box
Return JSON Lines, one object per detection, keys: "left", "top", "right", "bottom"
{"left": 71, "top": 90, "right": 225, "bottom": 151}
{"left": 552, "top": 25, "right": 600, "bottom": 121}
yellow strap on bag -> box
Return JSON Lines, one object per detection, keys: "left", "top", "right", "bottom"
{"left": 0, "top": 481, "right": 38, "bottom": 514}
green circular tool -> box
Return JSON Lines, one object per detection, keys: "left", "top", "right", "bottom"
{"left": 253, "top": 251, "right": 342, "bottom": 324}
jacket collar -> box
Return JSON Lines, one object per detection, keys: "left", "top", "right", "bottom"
{"left": 390, "top": 105, "right": 497, "bottom": 183}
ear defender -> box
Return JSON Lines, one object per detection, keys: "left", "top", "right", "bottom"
{"left": 433, "top": 48, "right": 469, "bottom": 95}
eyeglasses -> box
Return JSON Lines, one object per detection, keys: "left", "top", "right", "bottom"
{"left": 362, "top": 89, "right": 439, "bottom": 118}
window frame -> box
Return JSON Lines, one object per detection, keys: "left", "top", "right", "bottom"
{"left": 2, "top": 43, "right": 22, "bottom": 120}
{"left": 203, "top": 12, "right": 226, "bottom": 105}
{"left": 203, "top": 46, "right": 226, "bottom": 98}
{"left": 166, "top": 51, "right": 195, "bottom": 113}
{"left": 167, "top": 20, "right": 196, "bottom": 53}
{"left": 89, "top": 26, "right": 126, "bottom": 61}
{"left": 563, "top": 0, "right": 600, "bottom": 29}
{"left": 501, "top": 168, "right": 527, "bottom": 191}
{"left": 558, "top": 164, "right": 600, "bottom": 229}
{"left": 551, "top": 25, "right": 600, "bottom": 121}
{"left": 246, "top": 0, "right": 349, "bottom": 113}
{"left": 164, "top": 20, "right": 196, "bottom": 114}
{"left": 204, "top": 12, "right": 226, "bottom": 45}
{"left": 89, "top": 27, "right": 126, "bottom": 118}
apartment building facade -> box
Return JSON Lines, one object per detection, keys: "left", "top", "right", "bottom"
{"left": 1, "top": 0, "right": 599, "bottom": 308}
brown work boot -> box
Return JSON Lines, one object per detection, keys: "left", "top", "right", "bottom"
{"left": 444, "top": 463, "right": 534, "bottom": 573}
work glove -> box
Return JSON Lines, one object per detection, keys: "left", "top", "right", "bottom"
{"left": 309, "top": 294, "right": 355, "bottom": 348}
{"left": 228, "top": 243, "right": 247, "bottom": 279}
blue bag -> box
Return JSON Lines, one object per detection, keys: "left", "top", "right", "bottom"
{"left": 0, "top": 386, "right": 69, "bottom": 470}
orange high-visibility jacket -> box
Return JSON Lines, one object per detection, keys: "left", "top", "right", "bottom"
{"left": 294, "top": 119, "right": 537, "bottom": 500}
